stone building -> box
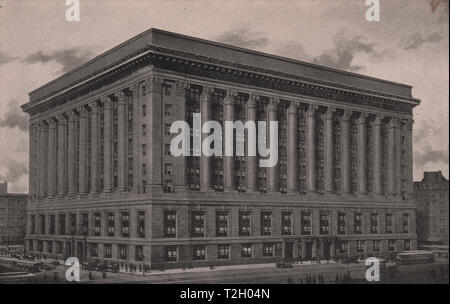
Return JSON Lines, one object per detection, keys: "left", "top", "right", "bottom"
{"left": 0, "top": 182, "right": 27, "bottom": 245}
{"left": 414, "top": 171, "right": 449, "bottom": 245}
{"left": 21, "top": 29, "right": 419, "bottom": 269}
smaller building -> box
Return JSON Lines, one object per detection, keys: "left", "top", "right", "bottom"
{"left": 0, "top": 182, "right": 28, "bottom": 245}
{"left": 414, "top": 171, "right": 449, "bottom": 245}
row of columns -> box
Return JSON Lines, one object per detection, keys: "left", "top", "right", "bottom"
{"left": 197, "top": 87, "right": 411, "bottom": 196}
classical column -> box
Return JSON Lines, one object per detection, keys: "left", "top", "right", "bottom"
{"left": 267, "top": 96, "right": 279, "bottom": 193}
{"left": 340, "top": 109, "right": 351, "bottom": 194}
{"left": 47, "top": 118, "right": 57, "bottom": 198}
{"left": 89, "top": 101, "right": 100, "bottom": 194}
{"left": 130, "top": 84, "right": 140, "bottom": 192}
{"left": 117, "top": 90, "right": 128, "bottom": 192}
{"left": 324, "top": 107, "right": 335, "bottom": 194}
{"left": 103, "top": 96, "right": 114, "bottom": 193}
{"left": 372, "top": 115, "right": 383, "bottom": 196}
{"left": 246, "top": 94, "right": 258, "bottom": 192}
{"left": 29, "top": 124, "right": 36, "bottom": 200}
{"left": 387, "top": 117, "right": 397, "bottom": 197}
{"left": 357, "top": 113, "right": 367, "bottom": 195}
{"left": 57, "top": 115, "right": 67, "bottom": 197}
{"left": 394, "top": 118, "right": 402, "bottom": 196}
{"left": 200, "top": 86, "right": 214, "bottom": 192}
{"left": 306, "top": 104, "right": 317, "bottom": 193}
{"left": 286, "top": 101, "right": 298, "bottom": 193}
{"left": 78, "top": 106, "right": 89, "bottom": 195}
{"left": 38, "top": 121, "right": 49, "bottom": 198}
{"left": 405, "top": 118, "right": 414, "bottom": 198}
{"left": 223, "top": 89, "right": 237, "bottom": 192}
{"left": 67, "top": 111, "right": 77, "bottom": 196}
{"left": 174, "top": 80, "right": 189, "bottom": 192}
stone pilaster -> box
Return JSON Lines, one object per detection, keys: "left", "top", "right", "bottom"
{"left": 387, "top": 117, "right": 397, "bottom": 197}
{"left": 324, "top": 107, "right": 335, "bottom": 194}
{"left": 223, "top": 89, "right": 237, "bottom": 192}
{"left": 340, "top": 109, "right": 351, "bottom": 194}
{"left": 130, "top": 84, "right": 140, "bottom": 192}
{"left": 78, "top": 106, "right": 89, "bottom": 195}
{"left": 117, "top": 90, "right": 129, "bottom": 192}
{"left": 174, "top": 80, "right": 189, "bottom": 193}
{"left": 286, "top": 101, "right": 298, "bottom": 193}
{"left": 47, "top": 118, "right": 57, "bottom": 198}
{"left": 372, "top": 115, "right": 383, "bottom": 196}
{"left": 38, "top": 121, "right": 48, "bottom": 198}
{"left": 57, "top": 115, "right": 67, "bottom": 197}
{"left": 67, "top": 111, "right": 77, "bottom": 196}
{"left": 103, "top": 96, "right": 114, "bottom": 193}
{"left": 200, "top": 86, "right": 214, "bottom": 192}
{"left": 89, "top": 101, "right": 100, "bottom": 194}
{"left": 267, "top": 96, "right": 279, "bottom": 193}
{"left": 357, "top": 113, "right": 367, "bottom": 195}
{"left": 246, "top": 94, "right": 258, "bottom": 192}
{"left": 306, "top": 104, "right": 317, "bottom": 194}
{"left": 405, "top": 118, "right": 414, "bottom": 199}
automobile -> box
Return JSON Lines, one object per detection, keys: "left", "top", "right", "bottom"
{"left": 276, "top": 261, "right": 293, "bottom": 269}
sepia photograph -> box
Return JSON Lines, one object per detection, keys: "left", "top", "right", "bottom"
{"left": 0, "top": 0, "right": 448, "bottom": 293}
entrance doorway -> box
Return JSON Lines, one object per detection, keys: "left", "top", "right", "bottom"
{"left": 285, "top": 242, "right": 294, "bottom": 260}
{"left": 323, "top": 240, "right": 331, "bottom": 260}
{"left": 305, "top": 241, "right": 313, "bottom": 260}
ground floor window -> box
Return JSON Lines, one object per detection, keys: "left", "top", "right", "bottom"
{"left": 404, "top": 239, "right": 410, "bottom": 251}
{"left": 241, "top": 244, "right": 252, "bottom": 258}
{"left": 46, "top": 241, "right": 53, "bottom": 253}
{"left": 90, "top": 243, "right": 98, "bottom": 257}
{"left": 56, "top": 241, "right": 63, "bottom": 254}
{"left": 217, "top": 245, "right": 229, "bottom": 259}
{"left": 339, "top": 241, "right": 348, "bottom": 253}
{"left": 104, "top": 244, "right": 112, "bottom": 258}
{"left": 165, "top": 246, "right": 177, "bottom": 262}
{"left": 357, "top": 240, "right": 365, "bottom": 253}
{"left": 135, "top": 245, "right": 144, "bottom": 261}
{"left": 193, "top": 245, "right": 205, "bottom": 260}
{"left": 119, "top": 244, "right": 128, "bottom": 260}
{"left": 37, "top": 240, "right": 43, "bottom": 252}
{"left": 388, "top": 240, "right": 396, "bottom": 252}
{"left": 373, "top": 240, "right": 380, "bottom": 252}
{"left": 263, "top": 243, "right": 274, "bottom": 257}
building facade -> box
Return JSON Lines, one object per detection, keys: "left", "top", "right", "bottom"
{"left": 21, "top": 29, "right": 419, "bottom": 269}
{"left": 0, "top": 182, "right": 27, "bottom": 245}
{"left": 414, "top": 171, "right": 449, "bottom": 245}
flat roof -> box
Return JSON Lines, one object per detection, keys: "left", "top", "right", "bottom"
{"left": 28, "top": 28, "right": 415, "bottom": 104}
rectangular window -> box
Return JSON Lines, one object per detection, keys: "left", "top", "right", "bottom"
{"left": 40, "top": 215, "right": 46, "bottom": 234}
{"left": 216, "top": 211, "right": 229, "bottom": 237}
{"left": 56, "top": 241, "right": 63, "bottom": 254}
{"left": 165, "top": 144, "right": 171, "bottom": 156}
{"left": 90, "top": 243, "right": 98, "bottom": 257}
{"left": 166, "top": 246, "right": 177, "bottom": 262}
{"left": 370, "top": 213, "right": 379, "bottom": 234}
{"left": 104, "top": 244, "right": 112, "bottom": 258}
{"left": 37, "top": 240, "right": 43, "bottom": 252}
{"left": 164, "top": 210, "right": 177, "bottom": 238}
{"left": 281, "top": 212, "right": 292, "bottom": 235}
{"left": 164, "top": 104, "right": 172, "bottom": 116}
{"left": 135, "top": 245, "right": 144, "bottom": 261}
{"left": 191, "top": 211, "right": 205, "bottom": 237}
{"left": 138, "top": 211, "right": 145, "bottom": 238}
{"left": 404, "top": 239, "right": 411, "bottom": 251}
{"left": 165, "top": 163, "right": 173, "bottom": 175}
{"left": 142, "top": 104, "right": 146, "bottom": 117}
{"left": 81, "top": 213, "right": 88, "bottom": 236}
{"left": 337, "top": 212, "right": 346, "bottom": 234}
{"left": 47, "top": 241, "right": 53, "bottom": 253}
{"left": 357, "top": 240, "right": 365, "bottom": 253}
{"left": 165, "top": 124, "right": 171, "bottom": 136}
{"left": 59, "top": 214, "right": 65, "bottom": 235}
{"left": 107, "top": 213, "right": 115, "bottom": 237}
{"left": 320, "top": 212, "right": 329, "bottom": 235}
{"left": 263, "top": 243, "right": 274, "bottom": 257}
{"left": 388, "top": 240, "right": 396, "bottom": 252}
{"left": 402, "top": 214, "right": 409, "bottom": 233}
{"left": 385, "top": 213, "right": 393, "bottom": 234}
{"left": 142, "top": 144, "right": 146, "bottom": 156}
{"left": 354, "top": 213, "right": 363, "bottom": 234}
{"left": 301, "top": 212, "right": 312, "bottom": 235}
{"left": 142, "top": 124, "right": 146, "bottom": 136}
{"left": 373, "top": 240, "right": 380, "bottom": 252}
{"left": 70, "top": 214, "right": 77, "bottom": 235}
{"left": 339, "top": 241, "right": 348, "bottom": 253}
{"left": 30, "top": 215, "right": 35, "bottom": 234}
{"left": 241, "top": 244, "right": 252, "bottom": 258}
{"left": 119, "top": 244, "right": 127, "bottom": 260}
{"left": 218, "top": 244, "right": 229, "bottom": 259}
{"left": 193, "top": 245, "right": 205, "bottom": 260}
{"left": 121, "top": 212, "right": 129, "bottom": 237}
{"left": 50, "top": 215, "right": 55, "bottom": 235}
{"left": 94, "top": 213, "right": 101, "bottom": 236}
{"left": 239, "top": 211, "right": 251, "bottom": 236}
{"left": 261, "top": 211, "right": 272, "bottom": 236}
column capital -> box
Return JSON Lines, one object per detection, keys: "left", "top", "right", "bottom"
{"left": 267, "top": 96, "right": 279, "bottom": 111}
{"left": 67, "top": 110, "right": 77, "bottom": 122}
{"left": 388, "top": 116, "right": 400, "bottom": 128}
{"left": 306, "top": 104, "right": 318, "bottom": 116}
{"left": 117, "top": 90, "right": 128, "bottom": 104}
{"left": 247, "top": 93, "right": 259, "bottom": 108}
{"left": 405, "top": 118, "right": 414, "bottom": 130}
{"left": 145, "top": 75, "right": 163, "bottom": 93}
{"left": 102, "top": 96, "right": 114, "bottom": 109}
{"left": 48, "top": 118, "right": 58, "bottom": 128}
{"left": 374, "top": 114, "right": 384, "bottom": 125}
{"left": 89, "top": 100, "right": 100, "bottom": 113}
{"left": 224, "top": 89, "right": 238, "bottom": 105}
{"left": 287, "top": 101, "right": 299, "bottom": 114}
{"left": 325, "top": 106, "right": 336, "bottom": 119}
{"left": 56, "top": 114, "right": 67, "bottom": 125}
{"left": 201, "top": 86, "right": 214, "bottom": 101}
{"left": 78, "top": 106, "right": 89, "bottom": 118}
{"left": 175, "top": 80, "right": 190, "bottom": 96}
{"left": 357, "top": 112, "right": 368, "bottom": 124}
{"left": 341, "top": 109, "right": 353, "bottom": 121}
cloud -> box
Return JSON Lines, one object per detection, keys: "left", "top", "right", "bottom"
{"left": 0, "top": 99, "right": 28, "bottom": 132}
{"left": 0, "top": 51, "right": 18, "bottom": 65}
{"left": 216, "top": 29, "right": 269, "bottom": 49}
{"left": 23, "top": 46, "right": 96, "bottom": 73}
{"left": 0, "top": 157, "right": 28, "bottom": 184}
{"left": 414, "top": 146, "right": 449, "bottom": 167}
{"left": 400, "top": 31, "right": 443, "bottom": 50}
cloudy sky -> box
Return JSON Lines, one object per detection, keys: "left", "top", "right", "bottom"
{"left": 0, "top": 0, "right": 448, "bottom": 193}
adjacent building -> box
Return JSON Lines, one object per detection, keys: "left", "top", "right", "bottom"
{"left": 414, "top": 171, "right": 449, "bottom": 245}
{"left": 21, "top": 29, "right": 419, "bottom": 269}
{"left": 0, "top": 182, "right": 27, "bottom": 245}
